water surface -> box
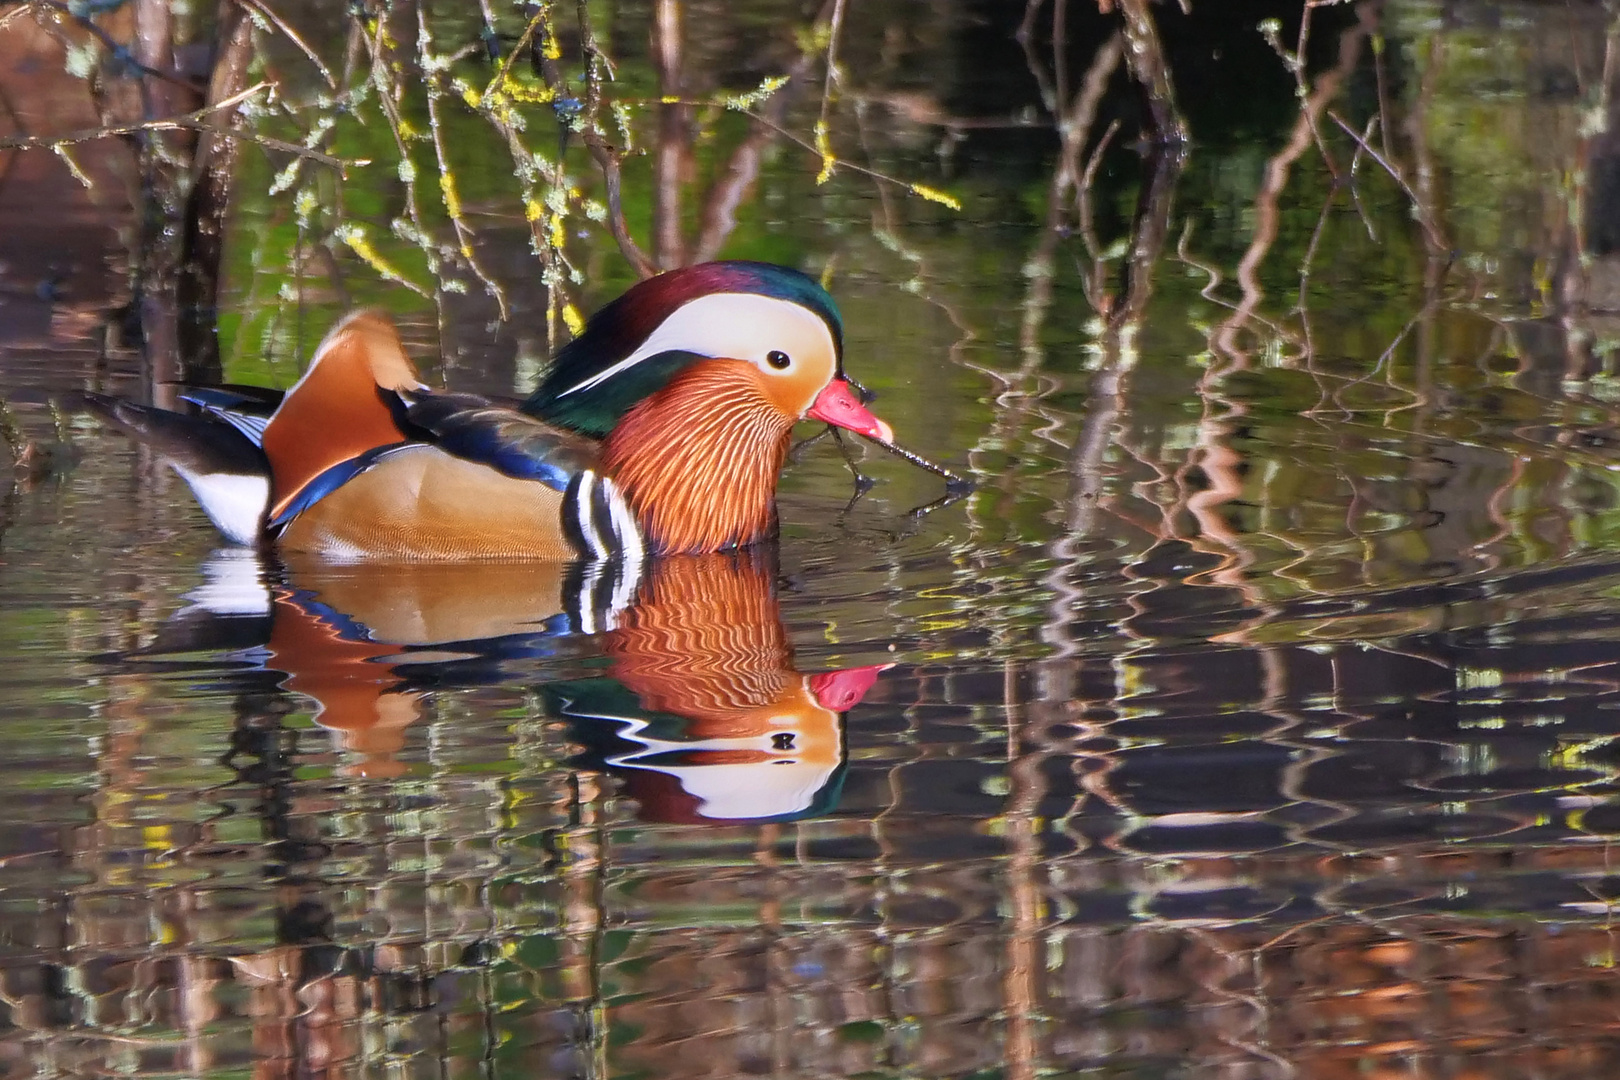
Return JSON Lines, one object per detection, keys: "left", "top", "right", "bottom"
{"left": 4, "top": 1, "right": 1620, "bottom": 1076}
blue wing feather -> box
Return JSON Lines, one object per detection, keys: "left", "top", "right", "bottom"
{"left": 266, "top": 443, "right": 407, "bottom": 530}
{"left": 401, "top": 391, "right": 601, "bottom": 492}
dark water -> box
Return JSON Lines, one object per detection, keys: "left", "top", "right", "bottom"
{"left": 6, "top": 1, "right": 1620, "bottom": 1076}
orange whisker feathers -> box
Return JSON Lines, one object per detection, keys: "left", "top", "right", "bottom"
{"left": 602, "top": 361, "right": 795, "bottom": 555}
{"left": 608, "top": 554, "right": 794, "bottom": 731}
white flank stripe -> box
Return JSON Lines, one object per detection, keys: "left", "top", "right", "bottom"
{"left": 599, "top": 476, "right": 644, "bottom": 625}
{"left": 169, "top": 464, "right": 269, "bottom": 547}
{"left": 574, "top": 471, "right": 609, "bottom": 560}
{"left": 600, "top": 476, "right": 644, "bottom": 566}
{"left": 603, "top": 561, "right": 641, "bottom": 631}
{"left": 575, "top": 562, "right": 602, "bottom": 635}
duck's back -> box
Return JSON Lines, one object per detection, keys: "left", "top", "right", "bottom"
{"left": 261, "top": 312, "right": 628, "bottom": 561}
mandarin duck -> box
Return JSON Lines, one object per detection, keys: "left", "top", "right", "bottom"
{"left": 88, "top": 261, "right": 893, "bottom": 562}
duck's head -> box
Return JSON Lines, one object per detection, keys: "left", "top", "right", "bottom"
{"left": 525, "top": 260, "right": 892, "bottom": 445}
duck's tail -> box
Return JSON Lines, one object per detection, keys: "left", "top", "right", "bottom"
{"left": 83, "top": 392, "right": 270, "bottom": 546}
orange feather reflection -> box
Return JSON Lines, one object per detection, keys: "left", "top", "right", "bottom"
{"left": 557, "top": 553, "right": 889, "bottom": 823}
{"left": 244, "top": 552, "right": 888, "bottom": 817}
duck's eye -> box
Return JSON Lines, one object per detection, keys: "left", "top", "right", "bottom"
{"left": 766, "top": 350, "right": 792, "bottom": 370}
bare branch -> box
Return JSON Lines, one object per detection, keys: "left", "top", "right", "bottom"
{"left": 0, "top": 1, "right": 42, "bottom": 33}
{"left": 0, "top": 83, "right": 341, "bottom": 172}
{"left": 815, "top": 0, "right": 848, "bottom": 162}
{"left": 32, "top": 0, "right": 202, "bottom": 92}
{"left": 233, "top": 0, "right": 335, "bottom": 89}
{"left": 577, "top": 0, "right": 655, "bottom": 278}
{"left": 1326, "top": 110, "right": 1447, "bottom": 251}
{"left": 416, "top": 5, "right": 509, "bottom": 318}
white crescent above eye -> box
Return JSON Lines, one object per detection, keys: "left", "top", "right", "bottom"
{"left": 556, "top": 292, "right": 839, "bottom": 398}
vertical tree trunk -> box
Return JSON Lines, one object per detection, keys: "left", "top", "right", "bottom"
{"left": 177, "top": 2, "right": 254, "bottom": 384}
{"left": 652, "top": 0, "right": 688, "bottom": 270}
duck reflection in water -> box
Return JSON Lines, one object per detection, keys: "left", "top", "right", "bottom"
{"left": 546, "top": 553, "right": 886, "bottom": 823}
{"left": 147, "top": 547, "right": 887, "bottom": 823}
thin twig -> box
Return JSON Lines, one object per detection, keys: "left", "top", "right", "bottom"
{"left": 476, "top": 0, "right": 501, "bottom": 59}
{"left": 1371, "top": 7, "right": 1395, "bottom": 163}
{"left": 738, "top": 107, "right": 954, "bottom": 202}
{"left": 794, "top": 424, "right": 971, "bottom": 493}
{"left": 1345, "top": 113, "right": 1378, "bottom": 242}
{"left": 576, "top": 0, "right": 655, "bottom": 278}
{"left": 865, "top": 434, "right": 974, "bottom": 491}
{"left": 1077, "top": 117, "right": 1120, "bottom": 264}
{"left": 1326, "top": 109, "right": 1447, "bottom": 251}
{"left": 33, "top": 0, "right": 201, "bottom": 92}
{"left": 1213, "top": 18, "right": 1367, "bottom": 362}
{"left": 899, "top": 485, "right": 974, "bottom": 526}
{"left": 1016, "top": 0, "right": 1058, "bottom": 114}
{"left": 1294, "top": 182, "right": 1335, "bottom": 357}
{"left": 0, "top": 83, "right": 339, "bottom": 170}
{"left": 485, "top": 4, "right": 550, "bottom": 101}
{"left": 1293, "top": 0, "right": 1341, "bottom": 180}
{"left": 828, "top": 428, "right": 876, "bottom": 514}
{"left": 459, "top": 8, "right": 573, "bottom": 316}
{"left": 692, "top": 1, "right": 833, "bottom": 262}
{"left": 417, "top": 6, "right": 509, "bottom": 318}
{"left": 0, "top": 0, "right": 41, "bottom": 32}
{"left": 1051, "top": 0, "right": 1070, "bottom": 115}
{"left": 499, "top": 3, "right": 590, "bottom": 339}
{"left": 816, "top": 0, "right": 855, "bottom": 143}
{"left": 360, "top": 9, "right": 450, "bottom": 303}
{"left": 233, "top": 0, "right": 335, "bottom": 88}
{"left": 52, "top": 143, "right": 92, "bottom": 186}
